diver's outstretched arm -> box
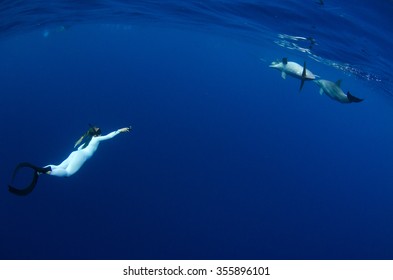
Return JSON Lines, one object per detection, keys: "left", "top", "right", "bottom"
{"left": 118, "top": 127, "right": 131, "bottom": 133}
{"left": 96, "top": 126, "right": 131, "bottom": 142}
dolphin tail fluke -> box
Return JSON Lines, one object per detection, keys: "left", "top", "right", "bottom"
{"left": 299, "top": 62, "right": 307, "bottom": 91}
{"left": 347, "top": 92, "right": 363, "bottom": 103}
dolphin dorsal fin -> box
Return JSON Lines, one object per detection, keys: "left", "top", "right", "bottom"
{"left": 282, "top": 58, "right": 288, "bottom": 65}
{"left": 299, "top": 62, "right": 307, "bottom": 92}
{"left": 299, "top": 79, "right": 305, "bottom": 91}
{"left": 302, "top": 62, "right": 307, "bottom": 78}
{"left": 336, "top": 79, "right": 342, "bottom": 87}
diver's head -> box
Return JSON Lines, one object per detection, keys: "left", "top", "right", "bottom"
{"left": 88, "top": 125, "right": 101, "bottom": 136}
{"left": 74, "top": 124, "right": 101, "bottom": 149}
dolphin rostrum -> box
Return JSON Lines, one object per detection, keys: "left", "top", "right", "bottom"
{"left": 269, "top": 58, "right": 317, "bottom": 91}
{"left": 313, "top": 79, "right": 363, "bottom": 103}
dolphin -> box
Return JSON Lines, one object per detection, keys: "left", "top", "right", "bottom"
{"left": 313, "top": 79, "right": 363, "bottom": 103}
{"left": 269, "top": 58, "right": 317, "bottom": 91}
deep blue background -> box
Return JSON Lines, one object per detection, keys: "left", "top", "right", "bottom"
{"left": 0, "top": 1, "right": 393, "bottom": 260}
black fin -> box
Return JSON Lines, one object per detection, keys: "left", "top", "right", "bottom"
{"left": 347, "top": 92, "right": 363, "bottom": 103}
{"left": 299, "top": 62, "right": 307, "bottom": 91}
{"left": 8, "top": 173, "right": 39, "bottom": 196}
{"left": 8, "top": 162, "right": 50, "bottom": 196}
{"left": 299, "top": 79, "right": 305, "bottom": 91}
{"left": 282, "top": 57, "right": 288, "bottom": 65}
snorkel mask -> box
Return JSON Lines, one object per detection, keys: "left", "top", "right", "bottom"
{"left": 88, "top": 123, "right": 101, "bottom": 136}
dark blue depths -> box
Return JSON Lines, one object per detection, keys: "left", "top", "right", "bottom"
{"left": 0, "top": 0, "right": 393, "bottom": 260}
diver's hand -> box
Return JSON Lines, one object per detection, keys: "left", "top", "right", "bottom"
{"left": 119, "top": 126, "right": 131, "bottom": 133}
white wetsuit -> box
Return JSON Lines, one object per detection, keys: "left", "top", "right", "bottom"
{"left": 47, "top": 130, "right": 120, "bottom": 177}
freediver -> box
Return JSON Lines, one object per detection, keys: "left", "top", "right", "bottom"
{"left": 8, "top": 125, "right": 131, "bottom": 195}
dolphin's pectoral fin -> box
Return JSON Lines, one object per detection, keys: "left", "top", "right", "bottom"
{"left": 281, "top": 71, "right": 286, "bottom": 79}
{"left": 336, "top": 79, "right": 342, "bottom": 87}
{"left": 319, "top": 88, "right": 324, "bottom": 95}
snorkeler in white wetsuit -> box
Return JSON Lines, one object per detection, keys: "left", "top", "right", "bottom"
{"left": 48, "top": 126, "right": 130, "bottom": 177}
{"left": 8, "top": 125, "right": 131, "bottom": 195}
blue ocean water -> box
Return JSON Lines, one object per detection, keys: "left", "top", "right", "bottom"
{"left": 0, "top": 0, "right": 393, "bottom": 260}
